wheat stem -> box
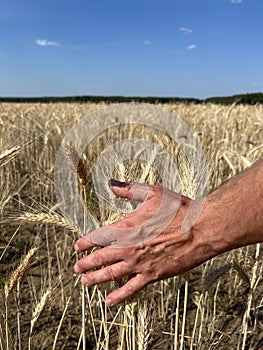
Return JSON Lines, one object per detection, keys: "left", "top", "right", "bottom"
{"left": 52, "top": 275, "right": 81, "bottom": 350}
{"left": 0, "top": 146, "right": 20, "bottom": 166}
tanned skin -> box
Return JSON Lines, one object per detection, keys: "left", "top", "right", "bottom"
{"left": 74, "top": 159, "right": 263, "bottom": 306}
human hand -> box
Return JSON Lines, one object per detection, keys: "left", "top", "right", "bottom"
{"left": 74, "top": 180, "right": 209, "bottom": 306}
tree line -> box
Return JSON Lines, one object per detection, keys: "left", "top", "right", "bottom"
{"left": 0, "top": 92, "right": 262, "bottom": 105}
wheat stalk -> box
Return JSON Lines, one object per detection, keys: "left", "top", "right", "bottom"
{"left": 64, "top": 143, "right": 89, "bottom": 349}
{"left": 0, "top": 146, "right": 20, "bottom": 166}
{"left": 0, "top": 317, "right": 5, "bottom": 350}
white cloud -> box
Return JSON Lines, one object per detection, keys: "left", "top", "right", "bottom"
{"left": 35, "top": 39, "right": 60, "bottom": 47}
{"left": 144, "top": 40, "right": 151, "bottom": 45}
{"left": 187, "top": 44, "right": 197, "bottom": 50}
{"left": 230, "top": 0, "right": 242, "bottom": 4}
{"left": 180, "top": 27, "right": 193, "bottom": 35}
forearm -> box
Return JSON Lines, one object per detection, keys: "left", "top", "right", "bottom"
{"left": 197, "top": 158, "right": 263, "bottom": 260}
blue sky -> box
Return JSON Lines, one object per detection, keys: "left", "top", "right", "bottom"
{"left": 0, "top": 0, "right": 262, "bottom": 98}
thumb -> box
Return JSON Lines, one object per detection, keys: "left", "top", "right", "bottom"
{"left": 108, "top": 179, "right": 149, "bottom": 202}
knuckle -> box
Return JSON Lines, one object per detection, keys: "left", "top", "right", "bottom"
{"left": 121, "top": 221, "right": 132, "bottom": 228}
{"left": 148, "top": 271, "right": 159, "bottom": 282}
{"left": 91, "top": 250, "right": 103, "bottom": 266}
{"left": 115, "top": 220, "right": 131, "bottom": 229}
{"left": 125, "top": 282, "right": 137, "bottom": 297}
{"left": 144, "top": 265, "right": 159, "bottom": 282}
{"left": 124, "top": 246, "right": 137, "bottom": 257}
{"left": 151, "top": 185, "right": 162, "bottom": 195}
{"left": 105, "top": 266, "right": 116, "bottom": 281}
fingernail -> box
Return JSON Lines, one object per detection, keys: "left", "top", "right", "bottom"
{"left": 109, "top": 179, "right": 128, "bottom": 187}
{"left": 74, "top": 264, "right": 80, "bottom": 273}
{"left": 81, "top": 276, "right": 88, "bottom": 285}
{"left": 74, "top": 243, "right": 80, "bottom": 252}
{"left": 106, "top": 297, "right": 113, "bottom": 306}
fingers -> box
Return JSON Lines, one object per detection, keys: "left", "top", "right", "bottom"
{"left": 105, "top": 274, "right": 148, "bottom": 306}
{"left": 75, "top": 245, "right": 148, "bottom": 306}
{"left": 74, "top": 246, "right": 127, "bottom": 273}
{"left": 75, "top": 220, "right": 133, "bottom": 251}
{"left": 109, "top": 179, "right": 150, "bottom": 202}
{"left": 74, "top": 224, "right": 136, "bottom": 250}
{"left": 81, "top": 261, "right": 131, "bottom": 286}
{"left": 75, "top": 180, "right": 153, "bottom": 251}
{"left": 85, "top": 226, "right": 128, "bottom": 247}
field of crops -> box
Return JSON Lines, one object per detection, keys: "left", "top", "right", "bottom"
{"left": 0, "top": 102, "right": 262, "bottom": 349}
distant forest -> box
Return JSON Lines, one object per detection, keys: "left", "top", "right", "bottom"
{"left": 0, "top": 92, "right": 263, "bottom": 105}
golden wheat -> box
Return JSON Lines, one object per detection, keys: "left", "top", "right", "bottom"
{"left": 18, "top": 212, "right": 81, "bottom": 235}
{"left": 4, "top": 247, "right": 38, "bottom": 298}
{"left": 30, "top": 288, "right": 52, "bottom": 331}
{"left": 0, "top": 101, "right": 262, "bottom": 349}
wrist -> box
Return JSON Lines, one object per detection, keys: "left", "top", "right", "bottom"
{"left": 193, "top": 162, "right": 263, "bottom": 263}
{"left": 192, "top": 193, "right": 234, "bottom": 264}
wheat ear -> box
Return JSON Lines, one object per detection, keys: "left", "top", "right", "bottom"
{"left": 203, "top": 263, "right": 232, "bottom": 291}
{"left": 232, "top": 261, "right": 251, "bottom": 287}
{"left": 31, "top": 288, "right": 52, "bottom": 331}
{"left": 64, "top": 142, "right": 88, "bottom": 187}
{"left": 5, "top": 247, "right": 38, "bottom": 298}
{"left": 203, "top": 262, "right": 250, "bottom": 291}
{"left": 29, "top": 288, "right": 52, "bottom": 350}
{"left": 18, "top": 212, "right": 81, "bottom": 235}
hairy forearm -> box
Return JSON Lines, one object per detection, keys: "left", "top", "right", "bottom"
{"left": 197, "top": 158, "right": 263, "bottom": 260}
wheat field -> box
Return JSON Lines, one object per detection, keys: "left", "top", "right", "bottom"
{"left": 0, "top": 101, "right": 262, "bottom": 350}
